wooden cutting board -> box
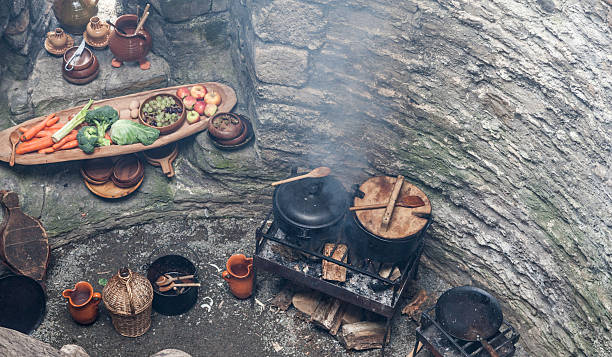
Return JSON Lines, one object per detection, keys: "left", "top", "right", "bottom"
{"left": 354, "top": 176, "right": 431, "bottom": 239}
{"left": 0, "top": 191, "right": 49, "bottom": 281}
{"left": 0, "top": 82, "right": 236, "bottom": 165}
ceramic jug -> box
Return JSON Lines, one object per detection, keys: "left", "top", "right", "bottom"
{"left": 47, "top": 28, "right": 67, "bottom": 48}
{"left": 222, "top": 254, "right": 254, "bottom": 299}
{"left": 62, "top": 281, "right": 101, "bottom": 324}
{"left": 53, "top": 0, "right": 99, "bottom": 34}
{"left": 108, "top": 14, "right": 152, "bottom": 70}
{"left": 86, "top": 16, "right": 108, "bottom": 41}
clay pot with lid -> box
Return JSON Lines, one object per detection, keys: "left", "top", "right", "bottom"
{"left": 47, "top": 28, "right": 67, "bottom": 48}
{"left": 208, "top": 113, "right": 243, "bottom": 140}
{"left": 86, "top": 16, "right": 108, "bottom": 42}
{"left": 53, "top": 0, "right": 99, "bottom": 34}
{"left": 109, "top": 14, "right": 152, "bottom": 70}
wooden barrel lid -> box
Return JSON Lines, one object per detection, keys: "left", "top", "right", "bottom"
{"left": 354, "top": 176, "right": 431, "bottom": 239}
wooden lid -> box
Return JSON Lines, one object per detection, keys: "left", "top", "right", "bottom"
{"left": 354, "top": 176, "right": 431, "bottom": 239}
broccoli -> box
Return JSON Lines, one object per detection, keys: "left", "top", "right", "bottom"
{"left": 77, "top": 126, "right": 99, "bottom": 154}
{"left": 84, "top": 105, "right": 119, "bottom": 147}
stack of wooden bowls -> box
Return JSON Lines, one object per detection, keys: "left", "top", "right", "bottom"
{"left": 81, "top": 155, "right": 144, "bottom": 196}
{"left": 207, "top": 113, "right": 250, "bottom": 147}
{"left": 62, "top": 46, "right": 99, "bottom": 85}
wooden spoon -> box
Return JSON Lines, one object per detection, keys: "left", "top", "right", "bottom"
{"left": 9, "top": 131, "right": 20, "bottom": 167}
{"left": 270, "top": 167, "right": 331, "bottom": 186}
{"left": 155, "top": 274, "right": 194, "bottom": 286}
{"left": 349, "top": 195, "right": 425, "bottom": 211}
{"left": 106, "top": 20, "right": 128, "bottom": 35}
{"left": 158, "top": 282, "right": 201, "bottom": 292}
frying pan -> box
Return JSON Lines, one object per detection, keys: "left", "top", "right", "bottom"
{"left": 0, "top": 274, "right": 46, "bottom": 333}
{"left": 435, "top": 286, "right": 503, "bottom": 357}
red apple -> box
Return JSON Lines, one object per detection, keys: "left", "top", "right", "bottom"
{"left": 190, "top": 85, "right": 207, "bottom": 100}
{"left": 204, "top": 91, "right": 222, "bottom": 106}
{"left": 186, "top": 110, "right": 200, "bottom": 124}
{"left": 193, "top": 101, "right": 206, "bottom": 115}
{"left": 176, "top": 87, "right": 190, "bottom": 99}
{"left": 204, "top": 103, "right": 217, "bottom": 117}
{"left": 183, "top": 95, "right": 197, "bottom": 110}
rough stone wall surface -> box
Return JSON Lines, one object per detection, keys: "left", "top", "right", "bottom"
{"left": 232, "top": 0, "right": 612, "bottom": 356}
{"left": 0, "top": 327, "right": 62, "bottom": 357}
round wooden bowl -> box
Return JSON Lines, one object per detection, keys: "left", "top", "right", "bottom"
{"left": 62, "top": 54, "right": 99, "bottom": 79}
{"left": 112, "top": 155, "right": 144, "bottom": 188}
{"left": 62, "top": 67, "right": 99, "bottom": 85}
{"left": 214, "top": 121, "right": 247, "bottom": 145}
{"left": 207, "top": 112, "right": 242, "bottom": 140}
{"left": 139, "top": 94, "right": 185, "bottom": 135}
{"left": 63, "top": 47, "right": 95, "bottom": 71}
{"left": 81, "top": 157, "right": 115, "bottom": 183}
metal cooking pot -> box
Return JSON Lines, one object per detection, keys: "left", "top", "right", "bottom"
{"left": 348, "top": 176, "right": 432, "bottom": 264}
{"left": 0, "top": 272, "right": 46, "bottom": 333}
{"left": 272, "top": 174, "right": 348, "bottom": 250}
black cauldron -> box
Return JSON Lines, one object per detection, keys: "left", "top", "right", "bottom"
{"left": 0, "top": 273, "right": 46, "bottom": 333}
{"left": 272, "top": 174, "right": 349, "bottom": 251}
{"left": 146, "top": 254, "right": 198, "bottom": 316}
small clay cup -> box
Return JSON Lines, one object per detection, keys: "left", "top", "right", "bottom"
{"left": 62, "top": 281, "right": 101, "bottom": 325}
{"left": 222, "top": 254, "right": 254, "bottom": 299}
{"left": 48, "top": 28, "right": 67, "bottom": 48}
{"left": 208, "top": 113, "right": 242, "bottom": 140}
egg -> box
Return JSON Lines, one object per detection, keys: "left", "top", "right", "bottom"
{"left": 129, "top": 100, "right": 140, "bottom": 110}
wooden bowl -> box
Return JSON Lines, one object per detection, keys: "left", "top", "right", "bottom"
{"left": 139, "top": 94, "right": 185, "bottom": 135}
{"left": 214, "top": 121, "right": 247, "bottom": 145}
{"left": 208, "top": 113, "right": 242, "bottom": 140}
{"left": 63, "top": 47, "right": 95, "bottom": 71}
{"left": 112, "top": 155, "right": 144, "bottom": 188}
{"left": 81, "top": 157, "right": 114, "bottom": 183}
{"left": 62, "top": 54, "right": 99, "bottom": 79}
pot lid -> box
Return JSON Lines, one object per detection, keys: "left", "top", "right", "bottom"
{"left": 354, "top": 176, "right": 431, "bottom": 239}
{"left": 102, "top": 268, "right": 152, "bottom": 316}
{"left": 274, "top": 176, "right": 348, "bottom": 228}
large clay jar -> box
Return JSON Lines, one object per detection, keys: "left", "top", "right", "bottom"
{"left": 222, "top": 254, "right": 254, "bottom": 299}
{"left": 85, "top": 16, "right": 108, "bottom": 41}
{"left": 47, "top": 28, "right": 67, "bottom": 48}
{"left": 108, "top": 14, "right": 152, "bottom": 69}
{"left": 53, "top": 0, "right": 99, "bottom": 34}
{"left": 62, "top": 281, "right": 101, "bottom": 325}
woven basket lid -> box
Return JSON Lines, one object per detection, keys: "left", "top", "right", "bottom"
{"left": 102, "top": 268, "right": 153, "bottom": 316}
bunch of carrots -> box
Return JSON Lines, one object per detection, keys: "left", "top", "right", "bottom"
{"left": 16, "top": 113, "right": 78, "bottom": 154}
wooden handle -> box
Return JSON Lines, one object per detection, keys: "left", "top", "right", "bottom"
{"left": 134, "top": 4, "right": 150, "bottom": 33}
{"left": 270, "top": 173, "right": 310, "bottom": 186}
{"left": 9, "top": 147, "right": 16, "bottom": 167}
{"left": 160, "top": 158, "right": 174, "bottom": 177}
{"left": 172, "top": 283, "right": 200, "bottom": 287}
{"left": 380, "top": 175, "right": 404, "bottom": 231}
{"left": 480, "top": 339, "right": 500, "bottom": 357}
{"left": 407, "top": 341, "right": 423, "bottom": 357}
{"left": 176, "top": 275, "right": 194, "bottom": 281}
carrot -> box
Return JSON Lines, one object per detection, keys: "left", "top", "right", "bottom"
{"left": 58, "top": 140, "right": 78, "bottom": 150}
{"left": 38, "top": 147, "right": 55, "bottom": 154}
{"left": 52, "top": 130, "right": 78, "bottom": 150}
{"left": 20, "top": 113, "right": 55, "bottom": 141}
{"left": 45, "top": 116, "right": 60, "bottom": 126}
{"left": 105, "top": 132, "right": 112, "bottom": 144}
{"left": 35, "top": 129, "right": 60, "bottom": 138}
{"left": 18, "top": 127, "right": 27, "bottom": 133}
{"left": 16, "top": 137, "right": 54, "bottom": 155}
{"left": 19, "top": 123, "right": 63, "bottom": 135}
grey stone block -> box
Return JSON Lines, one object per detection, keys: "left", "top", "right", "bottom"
{"left": 149, "top": 0, "right": 212, "bottom": 23}
{"left": 254, "top": 43, "right": 308, "bottom": 87}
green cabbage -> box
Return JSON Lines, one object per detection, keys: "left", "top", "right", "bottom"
{"left": 109, "top": 119, "right": 160, "bottom": 146}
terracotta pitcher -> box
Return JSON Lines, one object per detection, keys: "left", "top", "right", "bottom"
{"left": 62, "top": 281, "right": 101, "bottom": 325}
{"left": 53, "top": 0, "right": 99, "bottom": 34}
{"left": 222, "top": 254, "right": 254, "bottom": 299}
{"left": 108, "top": 14, "right": 152, "bottom": 70}
{"left": 47, "top": 28, "right": 67, "bottom": 48}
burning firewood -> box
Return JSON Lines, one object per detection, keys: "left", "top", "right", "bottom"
{"left": 338, "top": 321, "right": 386, "bottom": 351}
{"left": 322, "top": 243, "right": 348, "bottom": 282}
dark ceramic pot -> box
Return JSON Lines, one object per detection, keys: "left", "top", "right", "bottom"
{"left": 146, "top": 255, "right": 199, "bottom": 316}
{"left": 208, "top": 113, "right": 242, "bottom": 140}
{"left": 109, "top": 14, "right": 152, "bottom": 63}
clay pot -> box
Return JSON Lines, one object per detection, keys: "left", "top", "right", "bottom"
{"left": 62, "top": 281, "right": 101, "bottom": 325}
{"left": 86, "top": 16, "right": 108, "bottom": 42}
{"left": 222, "top": 254, "right": 254, "bottom": 299}
{"left": 53, "top": 0, "right": 99, "bottom": 34}
{"left": 47, "top": 28, "right": 67, "bottom": 48}
{"left": 208, "top": 113, "right": 243, "bottom": 140}
{"left": 109, "top": 14, "right": 152, "bottom": 63}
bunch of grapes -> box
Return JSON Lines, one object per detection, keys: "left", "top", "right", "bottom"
{"left": 142, "top": 95, "right": 183, "bottom": 127}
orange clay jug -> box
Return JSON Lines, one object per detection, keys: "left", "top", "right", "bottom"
{"left": 222, "top": 254, "right": 254, "bottom": 299}
{"left": 62, "top": 281, "right": 101, "bottom": 324}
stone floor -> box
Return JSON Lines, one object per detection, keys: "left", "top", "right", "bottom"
{"left": 27, "top": 216, "right": 468, "bottom": 357}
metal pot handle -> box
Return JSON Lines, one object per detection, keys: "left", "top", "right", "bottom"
{"left": 351, "top": 184, "right": 365, "bottom": 199}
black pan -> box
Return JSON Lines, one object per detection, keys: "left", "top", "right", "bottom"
{"left": 435, "top": 286, "right": 503, "bottom": 357}
{"left": 0, "top": 275, "right": 46, "bottom": 334}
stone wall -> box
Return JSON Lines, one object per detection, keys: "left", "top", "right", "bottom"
{"left": 229, "top": 0, "right": 612, "bottom": 356}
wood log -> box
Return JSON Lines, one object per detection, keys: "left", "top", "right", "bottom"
{"left": 322, "top": 243, "right": 347, "bottom": 282}
{"left": 401, "top": 289, "right": 435, "bottom": 322}
{"left": 310, "top": 297, "right": 344, "bottom": 334}
{"left": 292, "top": 291, "right": 322, "bottom": 316}
{"left": 270, "top": 283, "right": 295, "bottom": 311}
{"left": 338, "top": 321, "right": 386, "bottom": 351}
{"left": 341, "top": 304, "right": 364, "bottom": 325}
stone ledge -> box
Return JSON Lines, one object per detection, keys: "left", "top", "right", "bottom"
{"left": 7, "top": 42, "right": 170, "bottom": 122}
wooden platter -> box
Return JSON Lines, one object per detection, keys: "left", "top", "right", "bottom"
{"left": 83, "top": 175, "right": 144, "bottom": 199}
{"left": 0, "top": 82, "right": 236, "bottom": 165}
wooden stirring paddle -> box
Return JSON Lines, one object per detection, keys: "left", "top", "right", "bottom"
{"left": 155, "top": 274, "right": 194, "bottom": 286}
{"left": 349, "top": 195, "right": 425, "bottom": 211}
{"left": 158, "top": 282, "right": 201, "bottom": 292}
{"left": 270, "top": 167, "right": 331, "bottom": 186}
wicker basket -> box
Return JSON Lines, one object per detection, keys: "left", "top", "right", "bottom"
{"left": 102, "top": 267, "right": 153, "bottom": 337}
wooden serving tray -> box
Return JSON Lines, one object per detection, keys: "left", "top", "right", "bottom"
{"left": 0, "top": 82, "right": 236, "bottom": 165}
